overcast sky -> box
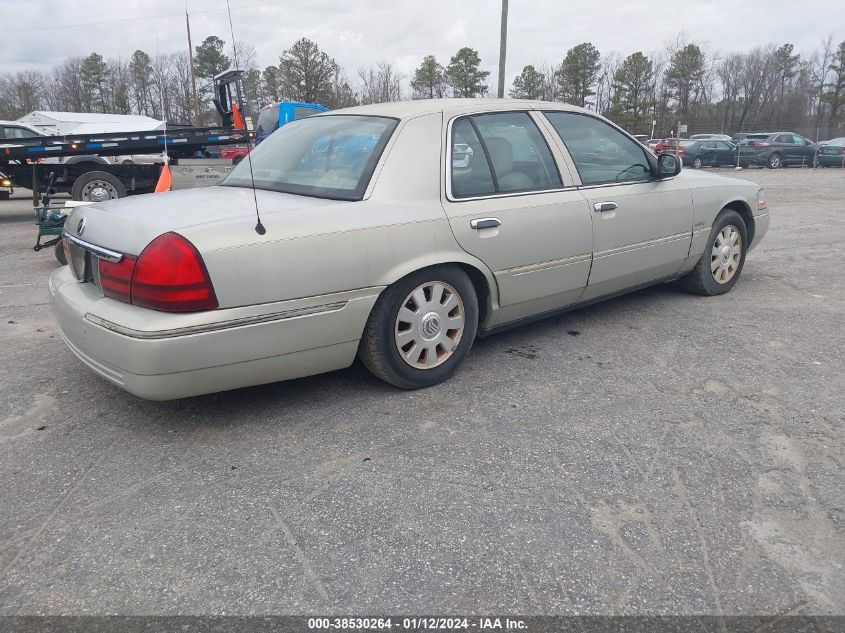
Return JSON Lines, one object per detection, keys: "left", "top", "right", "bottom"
{"left": 3, "top": 0, "right": 844, "bottom": 92}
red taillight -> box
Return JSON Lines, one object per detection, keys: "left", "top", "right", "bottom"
{"left": 98, "top": 255, "right": 137, "bottom": 303}
{"left": 678, "top": 147, "right": 685, "bottom": 155}
{"left": 754, "top": 141, "right": 770, "bottom": 148}
{"left": 130, "top": 232, "right": 217, "bottom": 312}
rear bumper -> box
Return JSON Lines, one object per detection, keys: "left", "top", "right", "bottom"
{"left": 818, "top": 154, "right": 845, "bottom": 166}
{"left": 49, "top": 266, "right": 381, "bottom": 400}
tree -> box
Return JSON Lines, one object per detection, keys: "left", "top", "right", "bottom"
{"left": 446, "top": 47, "right": 490, "bottom": 97}
{"left": 664, "top": 43, "right": 706, "bottom": 124}
{"left": 609, "top": 52, "right": 654, "bottom": 132}
{"left": 359, "top": 62, "right": 402, "bottom": 104}
{"left": 509, "top": 65, "right": 546, "bottom": 100}
{"left": 411, "top": 55, "right": 448, "bottom": 99}
{"left": 129, "top": 50, "right": 154, "bottom": 115}
{"left": 556, "top": 42, "right": 601, "bottom": 108}
{"left": 80, "top": 52, "right": 110, "bottom": 112}
{"left": 262, "top": 65, "right": 282, "bottom": 102}
{"left": 278, "top": 38, "right": 337, "bottom": 104}
{"left": 327, "top": 67, "right": 358, "bottom": 109}
{"left": 194, "top": 35, "right": 230, "bottom": 107}
{"left": 822, "top": 40, "right": 845, "bottom": 122}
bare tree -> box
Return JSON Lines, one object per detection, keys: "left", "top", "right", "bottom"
{"left": 359, "top": 62, "right": 402, "bottom": 104}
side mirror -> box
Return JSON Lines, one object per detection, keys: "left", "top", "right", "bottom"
{"left": 657, "top": 153, "right": 682, "bottom": 177}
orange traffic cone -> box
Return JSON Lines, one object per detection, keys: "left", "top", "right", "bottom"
{"left": 232, "top": 103, "right": 245, "bottom": 130}
{"left": 154, "top": 162, "right": 172, "bottom": 193}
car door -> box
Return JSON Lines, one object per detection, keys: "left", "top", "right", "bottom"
{"left": 541, "top": 110, "right": 693, "bottom": 300}
{"left": 715, "top": 141, "right": 735, "bottom": 165}
{"left": 700, "top": 141, "right": 718, "bottom": 165}
{"left": 793, "top": 135, "right": 815, "bottom": 164}
{"left": 441, "top": 111, "right": 593, "bottom": 325}
{"left": 772, "top": 134, "right": 798, "bottom": 164}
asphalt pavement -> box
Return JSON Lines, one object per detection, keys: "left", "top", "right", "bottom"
{"left": 0, "top": 168, "right": 843, "bottom": 615}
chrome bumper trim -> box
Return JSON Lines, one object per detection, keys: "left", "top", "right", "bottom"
{"left": 62, "top": 231, "right": 124, "bottom": 263}
{"left": 84, "top": 301, "right": 347, "bottom": 340}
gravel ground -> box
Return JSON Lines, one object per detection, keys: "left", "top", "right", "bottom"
{"left": 0, "top": 168, "right": 842, "bottom": 616}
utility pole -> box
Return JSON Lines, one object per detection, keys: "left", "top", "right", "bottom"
{"left": 186, "top": 7, "right": 201, "bottom": 126}
{"left": 497, "top": 0, "right": 508, "bottom": 98}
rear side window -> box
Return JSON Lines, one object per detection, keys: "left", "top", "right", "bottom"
{"left": 450, "top": 111, "right": 561, "bottom": 199}
{"left": 774, "top": 134, "right": 793, "bottom": 144}
{"left": 544, "top": 111, "right": 651, "bottom": 185}
{"left": 294, "top": 106, "right": 321, "bottom": 120}
{"left": 256, "top": 105, "right": 280, "bottom": 135}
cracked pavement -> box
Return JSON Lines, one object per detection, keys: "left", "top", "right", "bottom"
{"left": 0, "top": 168, "right": 843, "bottom": 615}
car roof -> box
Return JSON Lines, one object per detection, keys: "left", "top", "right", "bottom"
{"left": 328, "top": 98, "right": 591, "bottom": 120}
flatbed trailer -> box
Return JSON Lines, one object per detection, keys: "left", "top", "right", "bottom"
{"left": 0, "top": 125, "right": 251, "bottom": 204}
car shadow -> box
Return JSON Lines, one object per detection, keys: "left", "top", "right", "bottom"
{"left": 126, "top": 281, "right": 691, "bottom": 429}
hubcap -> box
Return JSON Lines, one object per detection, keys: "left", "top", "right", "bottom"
{"left": 710, "top": 225, "right": 743, "bottom": 284}
{"left": 82, "top": 180, "right": 118, "bottom": 202}
{"left": 770, "top": 155, "right": 780, "bottom": 168}
{"left": 395, "top": 281, "right": 465, "bottom": 369}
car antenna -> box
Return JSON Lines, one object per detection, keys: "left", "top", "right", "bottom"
{"left": 225, "top": 0, "right": 265, "bottom": 235}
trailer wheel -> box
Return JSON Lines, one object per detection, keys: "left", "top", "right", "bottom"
{"left": 71, "top": 171, "right": 127, "bottom": 202}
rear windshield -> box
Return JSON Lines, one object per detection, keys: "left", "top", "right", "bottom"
{"left": 255, "top": 105, "right": 280, "bottom": 135}
{"left": 223, "top": 115, "right": 398, "bottom": 201}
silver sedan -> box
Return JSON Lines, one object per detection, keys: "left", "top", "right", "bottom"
{"left": 51, "top": 99, "right": 769, "bottom": 400}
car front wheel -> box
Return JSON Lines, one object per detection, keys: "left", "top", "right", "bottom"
{"left": 359, "top": 265, "right": 479, "bottom": 389}
{"left": 692, "top": 157, "right": 703, "bottom": 169}
{"left": 768, "top": 152, "right": 782, "bottom": 169}
{"left": 680, "top": 209, "right": 748, "bottom": 296}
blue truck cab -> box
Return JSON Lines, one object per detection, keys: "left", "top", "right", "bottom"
{"left": 254, "top": 101, "right": 329, "bottom": 144}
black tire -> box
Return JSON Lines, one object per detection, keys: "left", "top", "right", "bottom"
{"left": 768, "top": 152, "right": 782, "bottom": 169}
{"left": 692, "top": 157, "right": 703, "bottom": 169}
{"left": 54, "top": 241, "right": 67, "bottom": 266}
{"left": 359, "top": 265, "right": 479, "bottom": 389}
{"left": 70, "top": 171, "right": 127, "bottom": 202}
{"left": 680, "top": 209, "right": 748, "bottom": 296}
{"left": 232, "top": 156, "right": 242, "bottom": 166}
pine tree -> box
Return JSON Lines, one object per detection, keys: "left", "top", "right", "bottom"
{"left": 445, "top": 48, "right": 490, "bottom": 98}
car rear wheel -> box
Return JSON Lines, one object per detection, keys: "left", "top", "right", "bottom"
{"left": 768, "top": 152, "right": 782, "bottom": 169}
{"left": 359, "top": 265, "right": 479, "bottom": 389}
{"left": 680, "top": 209, "right": 747, "bottom": 296}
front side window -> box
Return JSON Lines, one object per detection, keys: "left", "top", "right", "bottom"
{"left": 450, "top": 111, "right": 561, "bottom": 199}
{"left": 223, "top": 115, "right": 397, "bottom": 201}
{"left": 792, "top": 135, "right": 807, "bottom": 145}
{"left": 544, "top": 112, "right": 651, "bottom": 185}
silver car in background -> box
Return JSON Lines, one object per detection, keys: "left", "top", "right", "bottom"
{"left": 51, "top": 99, "right": 769, "bottom": 400}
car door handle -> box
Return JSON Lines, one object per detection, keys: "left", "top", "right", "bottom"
{"left": 593, "top": 202, "right": 617, "bottom": 212}
{"left": 470, "top": 218, "right": 501, "bottom": 229}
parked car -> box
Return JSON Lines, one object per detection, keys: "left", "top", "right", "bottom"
{"left": 677, "top": 140, "right": 738, "bottom": 168}
{"left": 254, "top": 101, "right": 329, "bottom": 144}
{"left": 817, "top": 137, "right": 845, "bottom": 167}
{"left": 737, "top": 132, "right": 817, "bottom": 168}
{"left": 646, "top": 138, "right": 661, "bottom": 150}
{"left": 655, "top": 138, "right": 680, "bottom": 154}
{"left": 690, "top": 134, "right": 733, "bottom": 141}
{"left": 632, "top": 134, "right": 649, "bottom": 145}
{"left": 52, "top": 99, "right": 769, "bottom": 400}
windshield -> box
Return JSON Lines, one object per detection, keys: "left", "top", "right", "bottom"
{"left": 255, "top": 106, "right": 280, "bottom": 136}
{"left": 222, "top": 115, "right": 398, "bottom": 201}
